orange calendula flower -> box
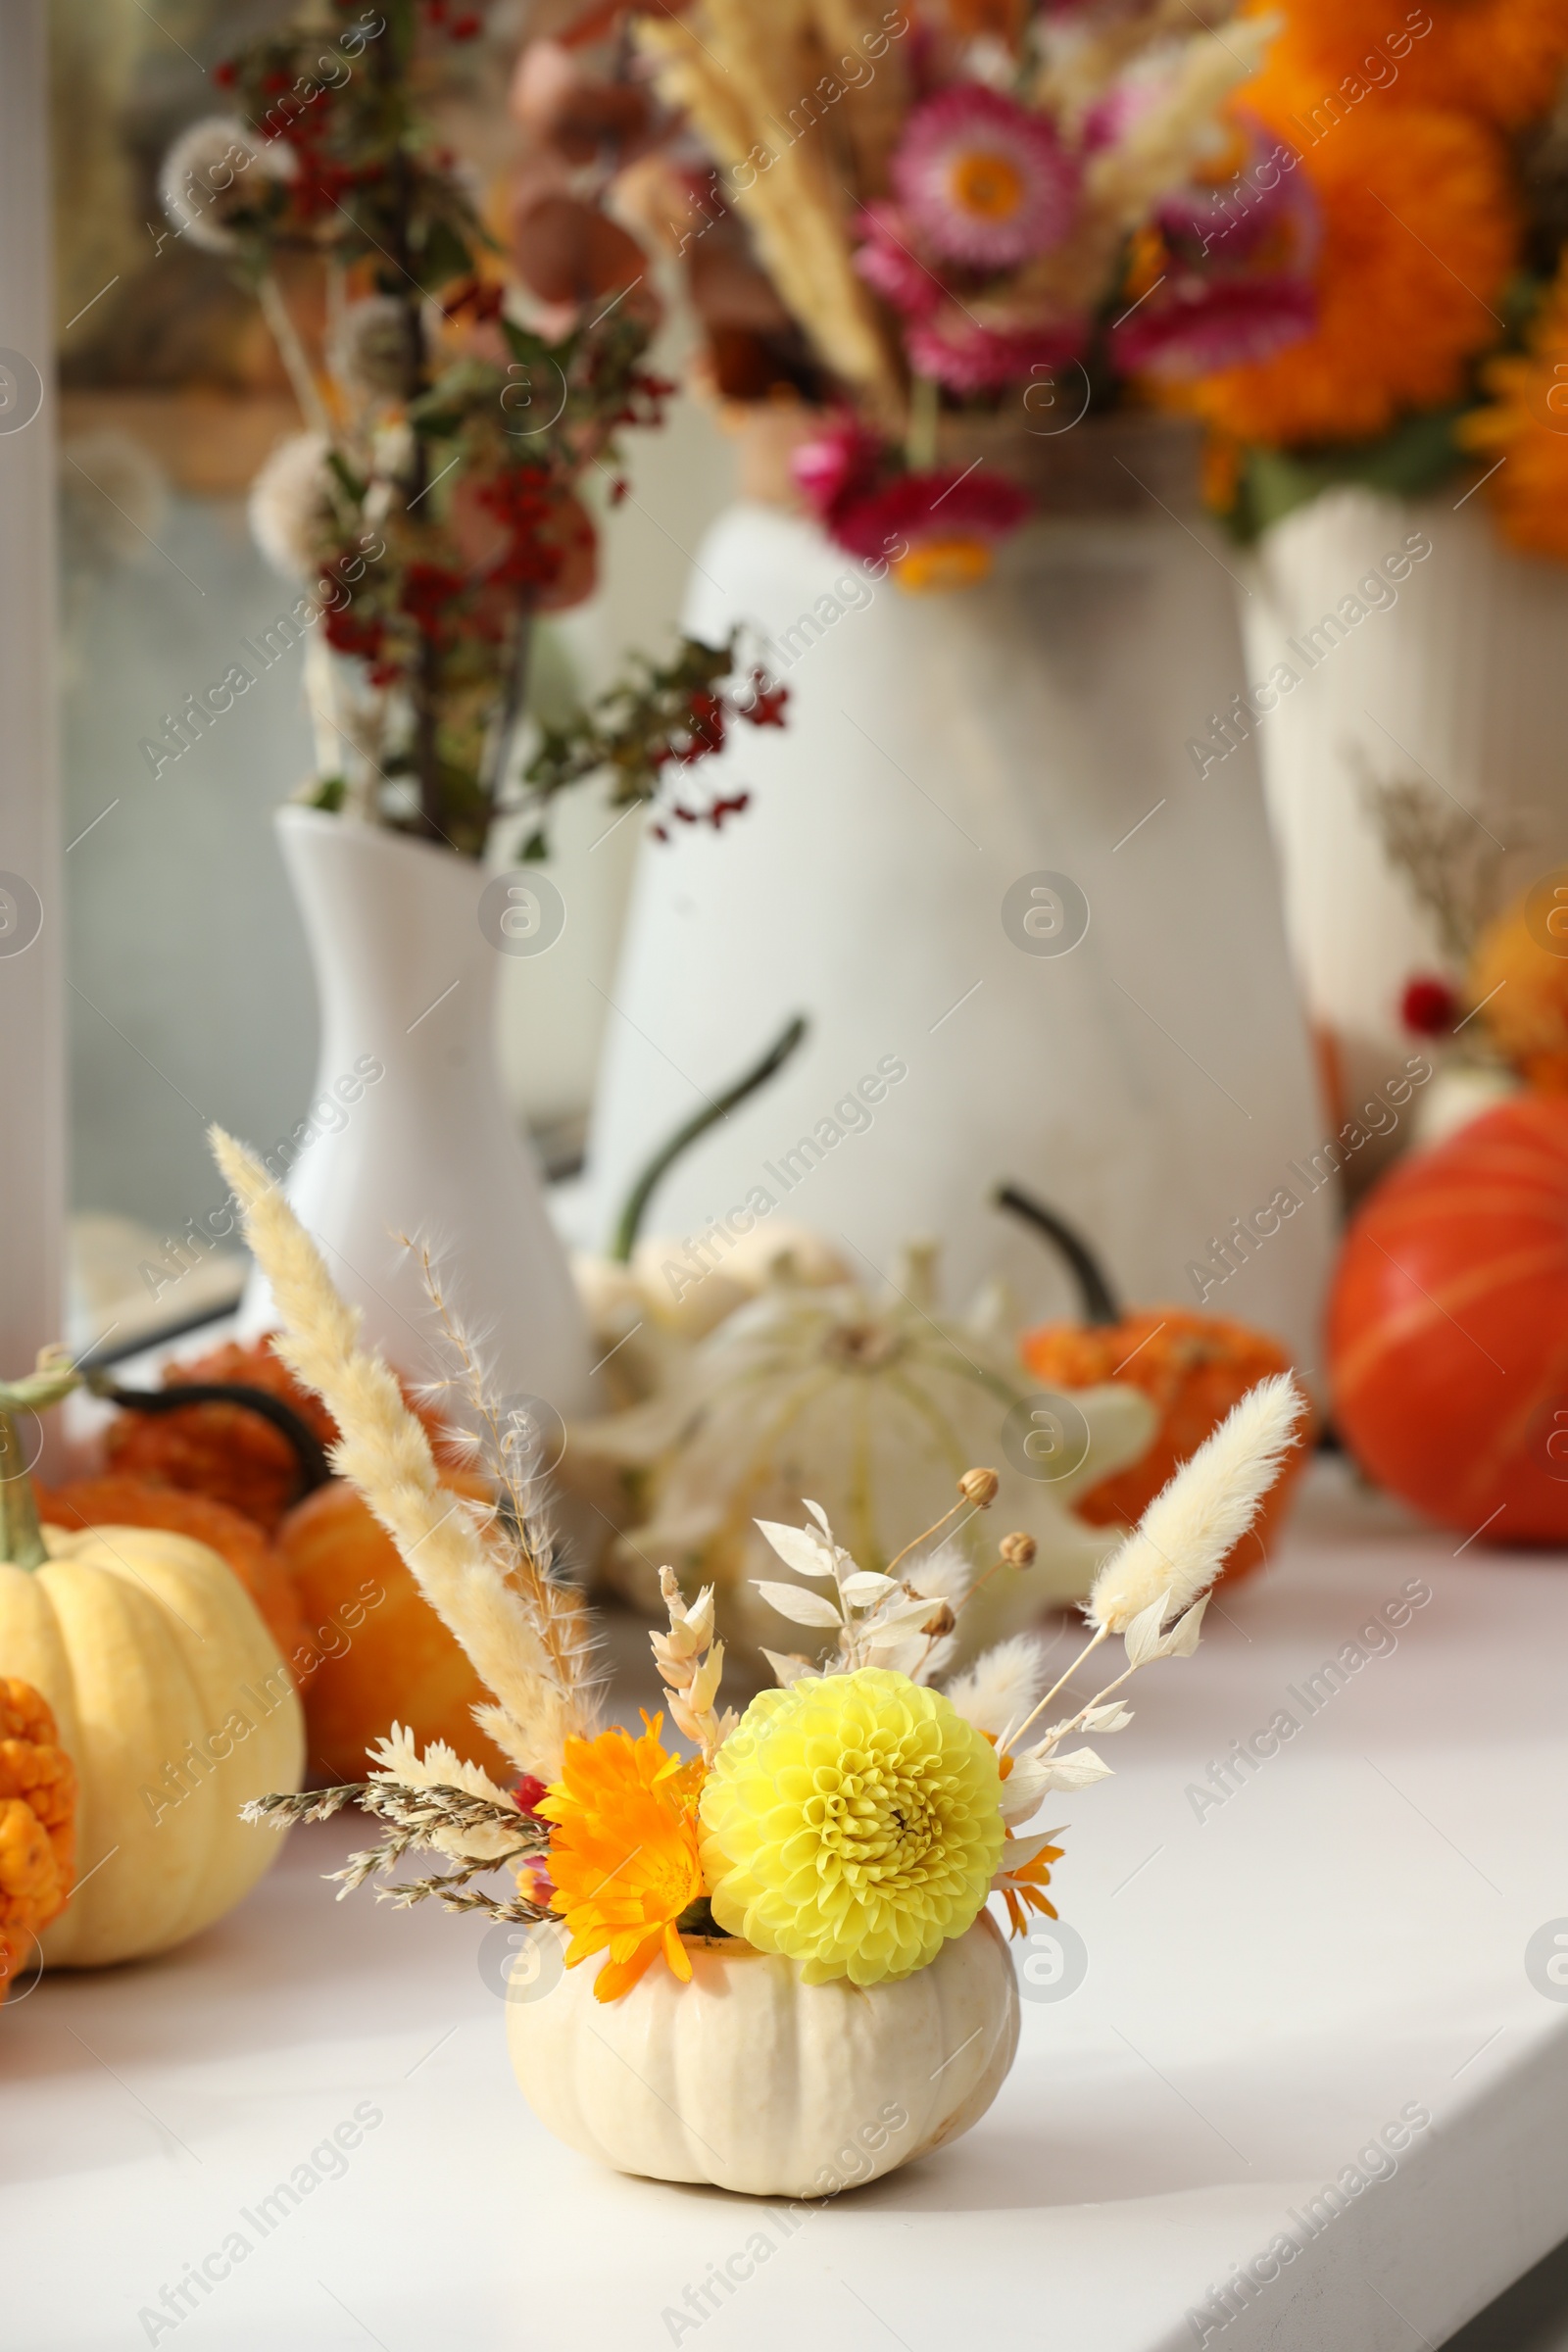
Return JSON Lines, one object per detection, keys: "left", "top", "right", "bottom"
{"left": 997, "top": 1839, "right": 1063, "bottom": 1940}
{"left": 1460, "top": 258, "right": 1568, "bottom": 561}
{"left": 1246, "top": 0, "right": 1568, "bottom": 131}
{"left": 1466, "top": 875, "right": 1568, "bottom": 1086}
{"left": 539, "top": 1714, "right": 705, "bottom": 2002}
{"left": 893, "top": 535, "right": 996, "bottom": 593}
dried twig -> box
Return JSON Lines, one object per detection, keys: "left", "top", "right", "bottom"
{"left": 243, "top": 1777, "right": 551, "bottom": 1911}
{"left": 1358, "top": 761, "right": 1507, "bottom": 963}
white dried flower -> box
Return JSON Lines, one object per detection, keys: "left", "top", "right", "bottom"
{"left": 364, "top": 1727, "right": 521, "bottom": 1863}
{"left": 248, "top": 431, "right": 338, "bottom": 579}
{"left": 159, "top": 117, "right": 294, "bottom": 255}
{"left": 944, "top": 1635, "right": 1050, "bottom": 1740}
{"left": 904, "top": 1537, "right": 974, "bottom": 1612}
{"left": 652, "top": 1566, "right": 736, "bottom": 1760}
{"left": 328, "top": 295, "right": 415, "bottom": 400}
{"left": 1088, "top": 1374, "right": 1306, "bottom": 1636}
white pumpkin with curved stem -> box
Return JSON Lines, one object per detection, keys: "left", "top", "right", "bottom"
{"left": 507, "top": 1910, "right": 1019, "bottom": 2197}
{"left": 576, "top": 1244, "right": 1157, "bottom": 1661}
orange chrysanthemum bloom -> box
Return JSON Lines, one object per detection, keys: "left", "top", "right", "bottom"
{"left": 1460, "top": 259, "right": 1568, "bottom": 560}
{"left": 1247, "top": 0, "right": 1568, "bottom": 131}
{"left": 539, "top": 1714, "right": 705, "bottom": 2002}
{"left": 997, "top": 1840, "right": 1063, "bottom": 1940}
{"left": 1191, "top": 93, "right": 1518, "bottom": 447}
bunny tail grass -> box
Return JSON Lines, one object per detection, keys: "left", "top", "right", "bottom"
{"left": 209, "top": 1126, "right": 590, "bottom": 1778}
{"left": 1087, "top": 1373, "right": 1308, "bottom": 1635}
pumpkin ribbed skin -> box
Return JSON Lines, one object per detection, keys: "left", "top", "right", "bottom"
{"left": 36, "top": 1477, "right": 313, "bottom": 1687}
{"left": 276, "top": 1477, "right": 513, "bottom": 1783}
{"left": 508, "top": 1909, "right": 1019, "bottom": 2196}
{"left": 0, "top": 1526, "right": 303, "bottom": 1966}
{"left": 591, "top": 1279, "right": 1155, "bottom": 1661}
{"left": 1329, "top": 1097, "right": 1568, "bottom": 1541}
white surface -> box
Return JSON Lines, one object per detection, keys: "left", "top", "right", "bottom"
{"left": 239, "top": 807, "right": 596, "bottom": 1412}
{"left": 580, "top": 500, "right": 1336, "bottom": 1359}
{"left": 7, "top": 1460, "right": 1568, "bottom": 2351}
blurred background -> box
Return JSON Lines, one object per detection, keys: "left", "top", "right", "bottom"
{"left": 52, "top": 0, "right": 730, "bottom": 1346}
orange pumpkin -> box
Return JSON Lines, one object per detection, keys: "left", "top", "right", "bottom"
{"left": 0, "top": 1678, "right": 76, "bottom": 1999}
{"left": 1329, "top": 1095, "right": 1568, "bottom": 1542}
{"left": 35, "top": 1477, "right": 315, "bottom": 1687}
{"left": 275, "top": 1474, "right": 513, "bottom": 1783}
{"left": 1002, "top": 1187, "right": 1310, "bottom": 1586}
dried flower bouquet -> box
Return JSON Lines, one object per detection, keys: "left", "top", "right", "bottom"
{"left": 219, "top": 1123, "right": 1304, "bottom": 2195}
{"left": 612, "top": 0, "right": 1315, "bottom": 584}
{"left": 159, "top": 0, "right": 785, "bottom": 856}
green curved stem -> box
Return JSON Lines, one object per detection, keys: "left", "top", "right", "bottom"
{"left": 0, "top": 1355, "right": 82, "bottom": 1571}
{"left": 611, "top": 1013, "right": 809, "bottom": 1262}
{"left": 993, "top": 1183, "right": 1124, "bottom": 1326}
{"left": 0, "top": 1410, "right": 46, "bottom": 1569}
{"left": 86, "top": 1379, "right": 332, "bottom": 1498}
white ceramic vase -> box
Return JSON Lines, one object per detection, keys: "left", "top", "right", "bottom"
{"left": 579, "top": 426, "right": 1335, "bottom": 1361}
{"left": 1240, "top": 486, "right": 1568, "bottom": 1153}
{"left": 241, "top": 807, "right": 596, "bottom": 1412}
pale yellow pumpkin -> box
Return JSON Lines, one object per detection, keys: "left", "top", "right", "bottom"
{"left": 0, "top": 1524, "right": 304, "bottom": 1966}
{"left": 507, "top": 1910, "right": 1019, "bottom": 2197}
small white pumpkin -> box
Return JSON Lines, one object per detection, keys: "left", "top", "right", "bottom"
{"left": 571, "top": 1222, "right": 849, "bottom": 1408}
{"left": 508, "top": 1910, "right": 1019, "bottom": 2197}
{"left": 575, "top": 1244, "right": 1156, "bottom": 1661}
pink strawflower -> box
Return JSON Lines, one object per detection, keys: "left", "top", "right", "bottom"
{"left": 826, "top": 467, "right": 1030, "bottom": 564}
{"left": 1114, "top": 123, "right": 1319, "bottom": 381}
{"left": 908, "top": 310, "right": 1086, "bottom": 394}
{"left": 855, "top": 203, "right": 944, "bottom": 320}
{"left": 790, "top": 415, "right": 885, "bottom": 514}
{"left": 1113, "top": 274, "right": 1316, "bottom": 379}
{"left": 1157, "top": 124, "right": 1322, "bottom": 272}
{"left": 892, "top": 86, "right": 1077, "bottom": 270}
{"left": 1081, "top": 77, "right": 1161, "bottom": 155}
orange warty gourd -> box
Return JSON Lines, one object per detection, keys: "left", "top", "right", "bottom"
{"left": 276, "top": 1474, "right": 513, "bottom": 1782}
{"left": 1329, "top": 1096, "right": 1568, "bottom": 1542}
{"left": 35, "top": 1478, "right": 314, "bottom": 1688}
{"left": 101, "top": 1335, "right": 451, "bottom": 1536}
{"left": 104, "top": 1338, "right": 340, "bottom": 1533}
{"left": 1001, "top": 1187, "right": 1310, "bottom": 1587}
{"left": 0, "top": 1678, "right": 76, "bottom": 1999}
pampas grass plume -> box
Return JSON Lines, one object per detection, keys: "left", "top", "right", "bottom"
{"left": 1088, "top": 1373, "right": 1306, "bottom": 1635}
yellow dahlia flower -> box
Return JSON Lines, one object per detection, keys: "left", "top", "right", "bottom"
{"left": 698, "top": 1669, "right": 1004, "bottom": 1985}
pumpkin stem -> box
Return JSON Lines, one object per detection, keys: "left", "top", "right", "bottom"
{"left": 0, "top": 1350, "right": 86, "bottom": 1571}
{"left": 993, "top": 1184, "right": 1123, "bottom": 1326}
{"left": 609, "top": 1013, "right": 809, "bottom": 1263}
{"left": 0, "top": 1410, "right": 48, "bottom": 1570}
